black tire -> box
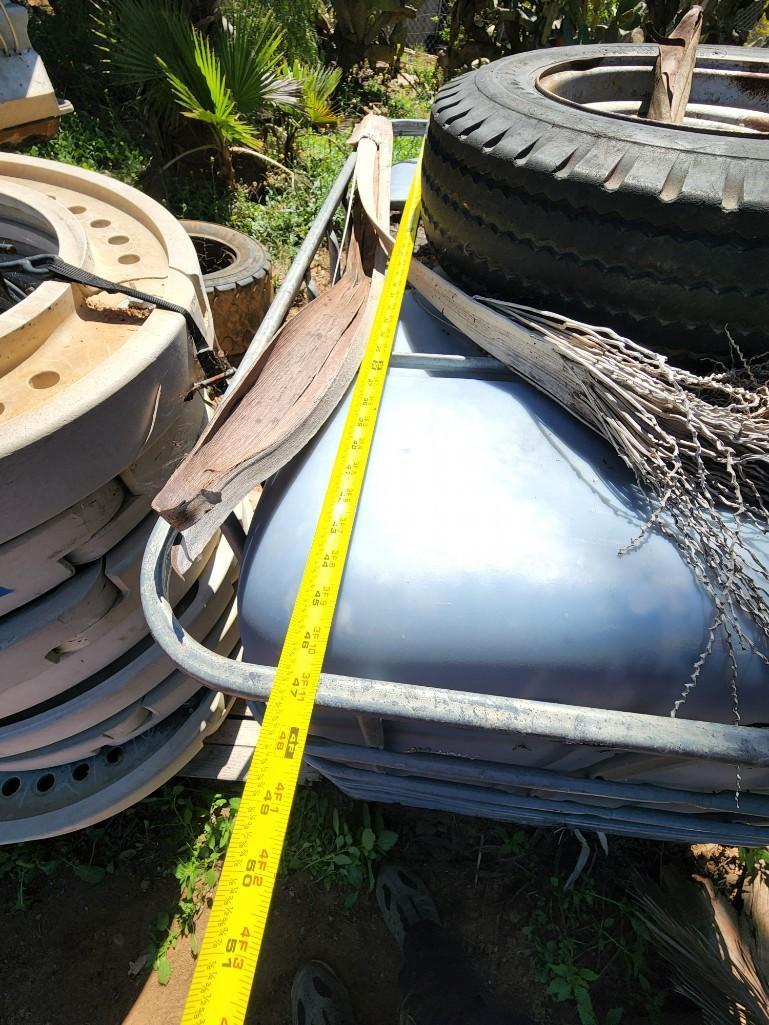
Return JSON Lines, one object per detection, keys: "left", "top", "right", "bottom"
{"left": 181, "top": 219, "right": 270, "bottom": 291}
{"left": 181, "top": 220, "right": 273, "bottom": 360}
{"left": 422, "top": 44, "right": 769, "bottom": 365}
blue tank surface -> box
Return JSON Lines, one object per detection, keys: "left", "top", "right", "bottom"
{"left": 237, "top": 289, "right": 769, "bottom": 795}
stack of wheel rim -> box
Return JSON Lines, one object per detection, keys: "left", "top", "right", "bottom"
{"left": 0, "top": 153, "right": 241, "bottom": 842}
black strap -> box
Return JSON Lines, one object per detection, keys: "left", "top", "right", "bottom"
{"left": 1, "top": 253, "right": 230, "bottom": 392}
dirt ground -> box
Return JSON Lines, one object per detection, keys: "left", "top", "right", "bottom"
{"left": 0, "top": 784, "right": 711, "bottom": 1025}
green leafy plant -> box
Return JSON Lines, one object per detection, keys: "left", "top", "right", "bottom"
{"left": 147, "top": 786, "right": 240, "bottom": 984}
{"left": 443, "top": 0, "right": 768, "bottom": 74}
{"left": 739, "top": 846, "right": 769, "bottom": 877}
{"left": 522, "top": 875, "right": 662, "bottom": 1025}
{"left": 489, "top": 824, "right": 530, "bottom": 858}
{"left": 27, "top": 110, "right": 149, "bottom": 183}
{"left": 240, "top": 0, "right": 321, "bottom": 63}
{"left": 0, "top": 790, "right": 174, "bottom": 913}
{"left": 222, "top": 139, "right": 348, "bottom": 264}
{"left": 0, "top": 845, "right": 108, "bottom": 912}
{"left": 561, "top": 0, "right": 647, "bottom": 43}
{"left": 443, "top": 0, "right": 646, "bottom": 75}
{"left": 644, "top": 0, "right": 769, "bottom": 40}
{"left": 285, "top": 788, "right": 398, "bottom": 907}
{"left": 95, "top": 1, "right": 300, "bottom": 184}
{"left": 281, "top": 60, "right": 344, "bottom": 164}
{"left": 24, "top": 0, "right": 108, "bottom": 111}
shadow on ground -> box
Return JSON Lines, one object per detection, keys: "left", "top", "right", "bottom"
{"left": 0, "top": 785, "right": 704, "bottom": 1025}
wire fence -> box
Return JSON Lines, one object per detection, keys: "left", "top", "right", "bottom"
{"left": 403, "top": 0, "right": 449, "bottom": 52}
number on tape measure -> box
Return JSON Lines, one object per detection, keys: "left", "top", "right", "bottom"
{"left": 180, "top": 149, "right": 424, "bottom": 1025}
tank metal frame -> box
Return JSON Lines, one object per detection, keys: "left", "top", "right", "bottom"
{"left": 141, "top": 119, "right": 769, "bottom": 846}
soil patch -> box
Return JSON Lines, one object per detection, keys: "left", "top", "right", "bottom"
{"left": 0, "top": 788, "right": 706, "bottom": 1025}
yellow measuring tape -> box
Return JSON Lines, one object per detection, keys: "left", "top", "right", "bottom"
{"left": 180, "top": 152, "right": 423, "bottom": 1025}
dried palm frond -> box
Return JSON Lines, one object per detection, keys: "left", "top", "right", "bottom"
{"left": 153, "top": 114, "right": 392, "bottom": 568}
{"left": 474, "top": 299, "right": 769, "bottom": 718}
{"left": 637, "top": 868, "right": 769, "bottom": 1024}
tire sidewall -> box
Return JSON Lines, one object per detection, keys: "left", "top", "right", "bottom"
{"left": 180, "top": 219, "right": 270, "bottom": 291}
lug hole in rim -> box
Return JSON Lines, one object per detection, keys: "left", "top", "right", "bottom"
{"left": 29, "top": 371, "right": 60, "bottom": 390}
{"left": 36, "top": 773, "right": 55, "bottom": 793}
{"left": 1, "top": 777, "right": 20, "bottom": 797}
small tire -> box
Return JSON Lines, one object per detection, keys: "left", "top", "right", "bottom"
{"left": 181, "top": 220, "right": 273, "bottom": 362}
{"left": 422, "top": 45, "right": 769, "bottom": 365}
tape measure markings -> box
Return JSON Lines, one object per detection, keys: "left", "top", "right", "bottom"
{"left": 180, "top": 150, "right": 423, "bottom": 1025}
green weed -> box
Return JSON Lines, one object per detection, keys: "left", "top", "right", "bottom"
{"left": 488, "top": 824, "right": 530, "bottom": 859}
{"left": 0, "top": 802, "right": 165, "bottom": 912}
{"left": 522, "top": 875, "right": 663, "bottom": 1025}
{"left": 336, "top": 61, "right": 434, "bottom": 122}
{"left": 0, "top": 782, "right": 239, "bottom": 984}
{"left": 27, "top": 111, "right": 150, "bottom": 186}
{"left": 232, "top": 140, "right": 348, "bottom": 266}
{"left": 145, "top": 785, "right": 240, "bottom": 984}
{"left": 0, "top": 843, "right": 110, "bottom": 912}
{"left": 739, "top": 846, "right": 769, "bottom": 876}
{"left": 285, "top": 788, "right": 398, "bottom": 907}
{"left": 146, "top": 785, "right": 398, "bottom": 981}
{"left": 145, "top": 784, "right": 398, "bottom": 980}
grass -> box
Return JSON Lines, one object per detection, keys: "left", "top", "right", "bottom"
{"left": 0, "top": 783, "right": 239, "bottom": 982}
{"left": 0, "top": 783, "right": 174, "bottom": 913}
{"left": 146, "top": 786, "right": 241, "bottom": 984}
{"left": 3, "top": 779, "right": 766, "bottom": 1019}
{"left": 464, "top": 825, "right": 668, "bottom": 1024}
{"left": 145, "top": 785, "right": 400, "bottom": 982}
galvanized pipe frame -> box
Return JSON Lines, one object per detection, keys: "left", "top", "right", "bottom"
{"left": 227, "top": 118, "right": 429, "bottom": 391}
{"left": 142, "top": 491, "right": 769, "bottom": 771}
{"left": 141, "top": 117, "right": 769, "bottom": 839}
{"left": 240, "top": 699, "right": 769, "bottom": 845}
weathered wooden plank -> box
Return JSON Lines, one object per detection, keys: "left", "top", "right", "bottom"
{"left": 183, "top": 713, "right": 319, "bottom": 782}
{"left": 183, "top": 737, "right": 255, "bottom": 782}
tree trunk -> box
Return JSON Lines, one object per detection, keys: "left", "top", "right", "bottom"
{"left": 220, "top": 145, "right": 236, "bottom": 189}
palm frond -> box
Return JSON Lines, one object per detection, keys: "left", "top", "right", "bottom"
{"left": 290, "top": 60, "right": 344, "bottom": 128}
{"left": 93, "top": 0, "right": 194, "bottom": 86}
{"left": 636, "top": 870, "right": 769, "bottom": 1025}
{"left": 215, "top": 9, "right": 301, "bottom": 115}
{"left": 160, "top": 27, "right": 260, "bottom": 150}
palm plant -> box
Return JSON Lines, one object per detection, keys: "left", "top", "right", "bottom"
{"left": 94, "top": 1, "right": 300, "bottom": 185}
{"left": 281, "top": 60, "right": 344, "bottom": 165}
